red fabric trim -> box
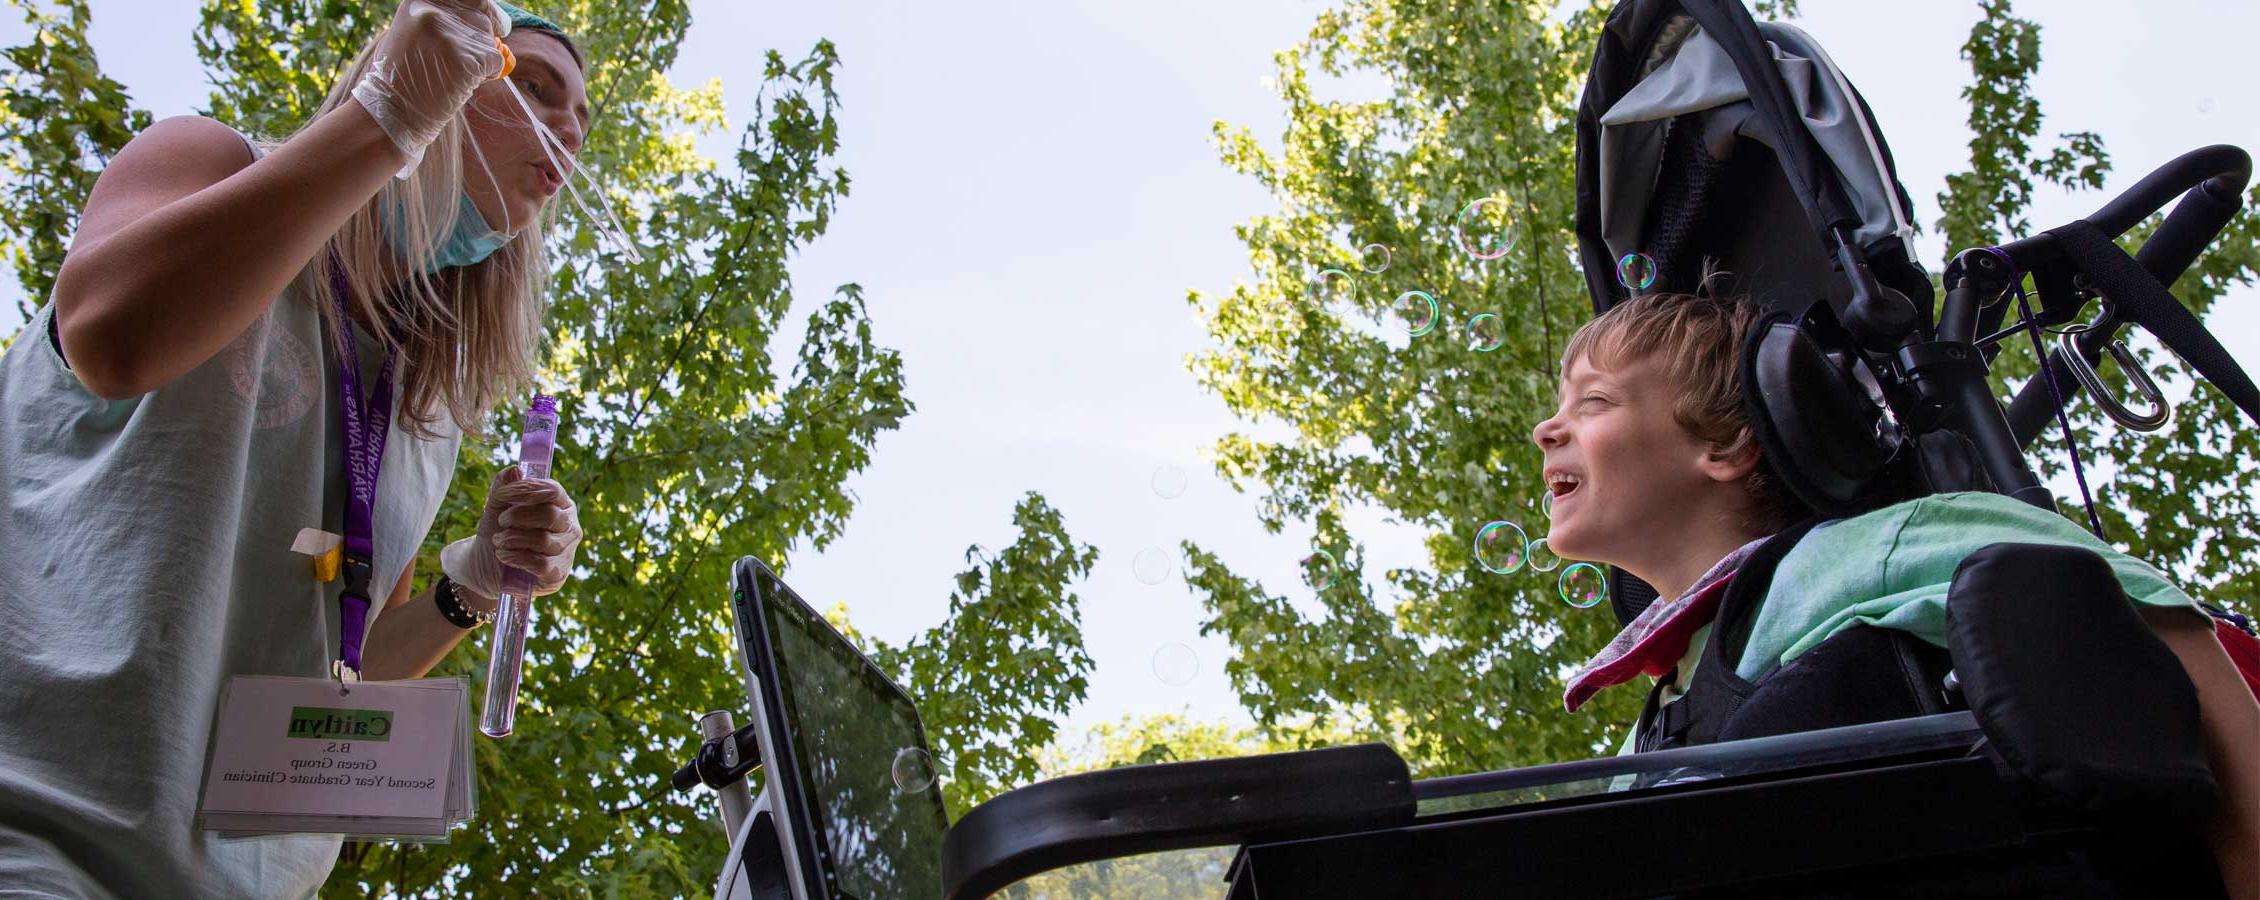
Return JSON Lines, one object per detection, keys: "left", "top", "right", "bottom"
{"left": 2216, "top": 618, "right": 2260, "bottom": 704}
{"left": 1562, "top": 573, "right": 1737, "bottom": 712}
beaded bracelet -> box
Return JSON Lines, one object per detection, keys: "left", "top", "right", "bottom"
{"left": 433, "top": 575, "right": 495, "bottom": 629}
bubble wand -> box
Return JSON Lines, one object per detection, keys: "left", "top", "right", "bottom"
{"left": 481, "top": 395, "right": 559, "bottom": 738}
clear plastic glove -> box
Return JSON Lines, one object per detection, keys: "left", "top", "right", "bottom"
{"left": 440, "top": 465, "right": 582, "bottom": 599}
{"left": 352, "top": 0, "right": 510, "bottom": 175}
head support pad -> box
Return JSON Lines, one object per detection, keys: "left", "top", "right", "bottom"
{"left": 1739, "top": 307, "right": 1893, "bottom": 517}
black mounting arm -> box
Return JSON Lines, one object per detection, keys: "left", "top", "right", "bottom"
{"left": 670, "top": 720, "right": 763, "bottom": 793}
{"left": 1901, "top": 249, "right": 2050, "bottom": 509}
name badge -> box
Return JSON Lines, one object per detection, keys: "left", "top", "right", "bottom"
{"left": 199, "top": 675, "right": 475, "bottom": 840}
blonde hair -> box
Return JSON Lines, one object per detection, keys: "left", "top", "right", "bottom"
{"left": 1559, "top": 289, "right": 1804, "bottom": 532}
{"left": 268, "top": 34, "right": 573, "bottom": 438}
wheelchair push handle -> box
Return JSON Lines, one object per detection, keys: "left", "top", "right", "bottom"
{"left": 1970, "top": 145, "right": 2251, "bottom": 448}
{"left": 2082, "top": 143, "right": 2249, "bottom": 244}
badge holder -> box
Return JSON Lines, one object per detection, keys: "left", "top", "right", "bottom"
{"left": 196, "top": 673, "right": 479, "bottom": 845}
{"left": 195, "top": 555, "right": 477, "bottom": 844}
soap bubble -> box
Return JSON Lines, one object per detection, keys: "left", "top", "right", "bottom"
{"left": 1152, "top": 642, "right": 1200, "bottom": 686}
{"left": 2197, "top": 97, "right": 2216, "bottom": 114}
{"left": 1466, "top": 313, "right": 1504, "bottom": 352}
{"left": 892, "top": 747, "right": 936, "bottom": 794}
{"left": 1312, "top": 268, "right": 1356, "bottom": 306}
{"left": 1540, "top": 491, "right": 1554, "bottom": 519}
{"left": 1454, "top": 197, "right": 1515, "bottom": 260}
{"left": 1527, "top": 538, "right": 1562, "bottom": 572}
{"left": 1359, "top": 243, "right": 1392, "bottom": 274}
{"left": 1301, "top": 549, "right": 1337, "bottom": 590}
{"left": 1559, "top": 563, "right": 1608, "bottom": 608}
{"left": 1395, "top": 291, "right": 1439, "bottom": 337}
{"left": 1152, "top": 464, "right": 1188, "bottom": 499}
{"left": 1615, "top": 252, "right": 1657, "bottom": 291}
{"left": 1133, "top": 547, "right": 1175, "bottom": 585}
{"left": 1474, "top": 521, "right": 1529, "bottom": 574}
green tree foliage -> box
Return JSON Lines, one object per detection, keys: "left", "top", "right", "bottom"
{"left": 1934, "top": 0, "right": 2107, "bottom": 254}
{"left": 1036, "top": 712, "right": 1358, "bottom": 774}
{"left": 0, "top": 0, "right": 146, "bottom": 316}
{"left": 1185, "top": 0, "right": 1627, "bottom": 777}
{"left": 856, "top": 492, "right": 1102, "bottom": 817}
{"left": 1186, "top": 0, "right": 2257, "bottom": 784}
{"left": 192, "top": 0, "right": 388, "bottom": 136}
{"left": 0, "top": 1, "right": 1100, "bottom": 895}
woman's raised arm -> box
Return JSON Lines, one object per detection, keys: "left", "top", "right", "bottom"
{"left": 49, "top": 0, "right": 506, "bottom": 399}
{"left": 50, "top": 105, "right": 402, "bottom": 398}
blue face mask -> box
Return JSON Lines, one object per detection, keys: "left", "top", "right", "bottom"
{"left": 386, "top": 190, "right": 514, "bottom": 274}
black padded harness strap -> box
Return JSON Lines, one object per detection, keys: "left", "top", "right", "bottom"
{"left": 1635, "top": 520, "right": 1819, "bottom": 753}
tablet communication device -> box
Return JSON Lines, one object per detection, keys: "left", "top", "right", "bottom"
{"left": 731, "top": 558, "right": 949, "bottom": 900}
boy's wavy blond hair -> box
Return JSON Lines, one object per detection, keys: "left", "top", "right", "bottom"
{"left": 1558, "top": 283, "right": 1805, "bottom": 534}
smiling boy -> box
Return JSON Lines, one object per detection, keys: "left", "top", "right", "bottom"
{"left": 1533, "top": 290, "right": 2260, "bottom": 896}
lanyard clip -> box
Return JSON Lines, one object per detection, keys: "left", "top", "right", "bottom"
{"left": 341, "top": 553, "right": 374, "bottom": 600}
{"left": 331, "top": 659, "right": 360, "bottom": 695}
{"left": 334, "top": 553, "right": 376, "bottom": 692}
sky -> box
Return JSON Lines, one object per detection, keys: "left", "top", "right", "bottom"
{"left": 19, "top": 0, "right": 2260, "bottom": 744}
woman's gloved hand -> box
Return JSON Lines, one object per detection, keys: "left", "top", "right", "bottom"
{"left": 440, "top": 466, "right": 582, "bottom": 599}
{"left": 352, "top": 0, "right": 510, "bottom": 174}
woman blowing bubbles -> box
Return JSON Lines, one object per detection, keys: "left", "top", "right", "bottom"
{"left": 0, "top": 2, "right": 592, "bottom": 895}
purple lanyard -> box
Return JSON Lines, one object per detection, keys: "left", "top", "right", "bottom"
{"left": 328, "top": 266, "right": 397, "bottom": 675}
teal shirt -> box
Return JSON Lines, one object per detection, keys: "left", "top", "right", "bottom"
{"left": 1616, "top": 491, "right": 2204, "bottom": 756}
{"left": 1742, "top": 491, "right": 2203, "bottom": 682}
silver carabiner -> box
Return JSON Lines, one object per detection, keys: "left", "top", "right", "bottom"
{"left": 2057, "top": 333, "right": 2173, "bottom": 432}
{"left": 2048, "top": 298, "right": 2116, "bottom": 337}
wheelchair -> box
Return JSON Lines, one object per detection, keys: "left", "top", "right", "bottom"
{"left": 675, "top": 0, "right": 2257, "bottom": 895}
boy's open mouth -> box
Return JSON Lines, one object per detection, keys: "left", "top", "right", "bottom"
{"left": 1547, "top": 472, "right": 1582, "bottom": 499}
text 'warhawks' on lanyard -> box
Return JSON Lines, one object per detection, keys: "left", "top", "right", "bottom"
{"left": 329, "top": 263, "right": 397, "bottom": 680}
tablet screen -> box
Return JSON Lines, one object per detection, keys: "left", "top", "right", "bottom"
{"left": 755, "top": 568, "right": 948, "bottom": 900}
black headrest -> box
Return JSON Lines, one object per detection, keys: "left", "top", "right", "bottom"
{"left": 1608, "top": 569, "right": 1660, "bottom": 626}
{"left": 1740, "top": 308, "right": 1896, "bottom": 518}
